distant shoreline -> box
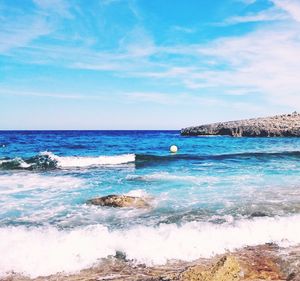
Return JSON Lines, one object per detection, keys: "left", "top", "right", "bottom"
{"left": 181, "top": 112, "right": 300, "bottom": 137}
{"left": 0, "top": 130, "right": 180, "bottom": 132}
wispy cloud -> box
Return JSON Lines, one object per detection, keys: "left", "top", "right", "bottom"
{"left": 171, "top": 25, "right": 196, "bottom": 33}
{"left": 184, "top": 27, "right": 300, "bottom": 107}
{"left": 226, "top": 0, "right": 300, "bottom": 25}
{"left": 33, "top": 0, "right": 71, "bottom": 17}
{"left": 122, "top": 0, "right": 300, "bottom": 109}
{"left": 2, "top": 0, "right": 300, "bottom": 112}
{"left": 0, "top": 16, "right": 51, "bottom": 53}
{"left": 272, "top": 0, "right": 300, "bottom": 22}
{"left": 0, "top": 88, "right": 93, "bottom": 100}
{"left": 224, "top": 7, "right": 288, "bottom": 24}
{"left": 0, "top": 87, "right": 265, "bottom": 117}
{"left": 0, "top": 0, "right": 73, "bottom": 53}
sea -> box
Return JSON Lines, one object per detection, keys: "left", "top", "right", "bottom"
{"left": 0, "top": 130, "right": 300, "bottom": 278}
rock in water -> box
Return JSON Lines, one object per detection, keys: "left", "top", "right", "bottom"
{"left": 181, "top": 112, "right": 300, "bottom": 137}
{"left": 87, "top": 194, "right": 150, "bottom": 208}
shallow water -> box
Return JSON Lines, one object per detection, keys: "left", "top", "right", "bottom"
{"left": 1, "top": 131, "right": 300, "bottom": 277}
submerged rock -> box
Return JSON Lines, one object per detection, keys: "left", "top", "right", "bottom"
{"left": 114, "top": 250, "right": 127, "bottom": 261}
{"left": 87, "top": 194, "right": 150, "bottom": 208}
{"left": 250, "top": 211, "right": 268, "bottom": 218}
{"left": 181, "top": 112, "right": 300, "bottom": 137}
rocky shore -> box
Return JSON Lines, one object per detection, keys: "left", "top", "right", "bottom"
{"left": 181, "top": 112, "right": 300, "bottom": 137}
{"left": 3, "top": 243, "right": 300, "bottom": 281}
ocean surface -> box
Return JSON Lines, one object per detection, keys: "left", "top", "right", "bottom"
{"left": 1, "top": 130, "right": 300, "bottom": 277}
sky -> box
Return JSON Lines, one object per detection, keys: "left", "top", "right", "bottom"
{"left": 1, "top": 0, "right": 300, "bottom": 129}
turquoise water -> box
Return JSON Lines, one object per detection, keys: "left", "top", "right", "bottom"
{"left": 1, "top": 131, "right": 300, "bottom": 277}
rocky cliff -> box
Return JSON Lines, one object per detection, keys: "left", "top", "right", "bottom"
{"left": 181, "top": 112, "right": 300, "bottom": 137}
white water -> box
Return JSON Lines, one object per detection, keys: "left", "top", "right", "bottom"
{"left": 0, "top": 158, "right": 31, "bottom": 168}
{"left": 43, "top": 152, "right": 136, "bottom": 167}
{"left": 1, "top": 214, "right": 300, "bottom": 278}
{"left": 126, "top": 172, "right": 217, "bottom": 184}
{"left": 0, "top": 173, "right": 84, "bottom": 195}
{"left": 125, "top": 189, "right": 151, "bottom": 198}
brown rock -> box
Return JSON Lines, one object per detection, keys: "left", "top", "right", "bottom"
{"left": 236, "top": 245, "right": 285, "bottom": 280}
{"left": 87, "top": 194, "right": 150, "bottom": 208}
{"left": 179, "top": 256, "right": 241, "bottom": 281}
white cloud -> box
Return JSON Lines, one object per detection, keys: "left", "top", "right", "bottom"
{"left": 118, "top": 26, "right": 156, "bottom": 58}
{"left": 172, "top": 25, "right": 196, "bottom": 33}
{"left": 0, "top": 88, "right": 90, "bottom": 100}
{"left": 223, "top": 0, "right": 300, "bottom": 25}
{"left": 272, "top": 0, "right": 300, "bottom": 22}
{"left": 0, "top": 17, "right": 51, "bottom": 53}
{"left": 125, "top": 92, "right": 177, "bottom": 105}
{"left": 182, "top": 26, "right": 300, "bottom": 108}
{"left": 0, "top": 0, "right": 72, "bottom": 53}
{"left": 224, "top": 7, "right": 288, "bottom": 24}
{"left": 2, "top": 0, "right": 300, "bottom": 113}
{"left": 122, "top": 1, "right": 300, "bottom": 109}
{"left": 0, "top": 87, "right": 265, "bottom": 116}
{"left": 33, "top": 0, "right": 71, "bottom": 17}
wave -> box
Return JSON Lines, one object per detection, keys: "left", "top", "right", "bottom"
{"left": 0, "top": 152, "right": 135, "bottom": 170}
{"left": 1, "top": 150, "right": 300, "bottom": 170}
{"left": 1, "top": 215, "right": 300, "bottom": 277}
{"left": 45, "top": 152, "right": 136, "bottom": 168}
{"left": 136, "top": 150, "right": 300, "bottom": 162}
{"left": 134, "top": 150, "right": 300, "bottom": 167}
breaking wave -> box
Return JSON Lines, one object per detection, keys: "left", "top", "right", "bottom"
{"left": 2, "top": 150, "right": 300, "bottom": 170}
{"left": 0, "top": 152, "right": 135, "bottom": 170}
{"left": 1, "top": 214, "right": 300, "bottom": 277}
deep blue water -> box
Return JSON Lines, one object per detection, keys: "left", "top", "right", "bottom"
{"left": 1, "top": 131, "right": 300, "bottom": 276}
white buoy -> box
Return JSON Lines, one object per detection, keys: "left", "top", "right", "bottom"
{"left": 170, "top": 145, "right": 178, "bottom": 153}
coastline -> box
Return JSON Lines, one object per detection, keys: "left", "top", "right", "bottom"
{"left": 4, "top": 243, "right": 300, "bottom": 281}
{"left": 2, "top": 132, "right": 300, "bottom": 280}
{"left": 181, "top": 112, "right": 300, "bottom": 137}
{"left": 3, "top": 0, "right": 300, "bottom": 280}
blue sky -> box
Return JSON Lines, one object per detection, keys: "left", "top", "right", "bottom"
{"left": 1, "top": 0, "right": 300, "bottom": 129}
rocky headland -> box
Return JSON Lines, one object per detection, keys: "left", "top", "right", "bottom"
{"left": 181, "top": 112, "right": 300, "bottom": 137}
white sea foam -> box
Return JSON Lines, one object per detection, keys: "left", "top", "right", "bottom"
{"left": 125, "top": 189, "right": 150, "bottom": 198}
{"left": 126, "top": 172, "right": 217, "bottom": 184}
{"left": 0, "top": 174, "right": 84, "bottom": 195}
{"left": 1, "top": 215, "right": 300, "bottom": 278}
{"left": 42, "top": 152, "right": 135, "bottom": 167}
{"left": 0, "top": 158, "right": 31, "bottom": 168}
